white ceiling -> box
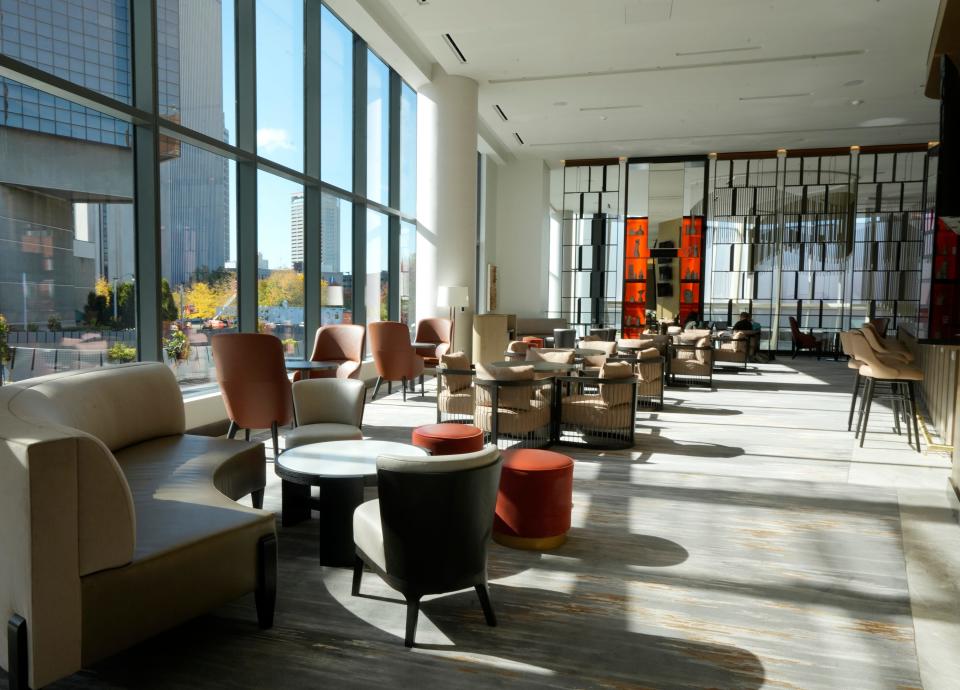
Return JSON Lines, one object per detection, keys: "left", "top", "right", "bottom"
{"left": 380, "top": 0, "right": 942, "bottom": 163}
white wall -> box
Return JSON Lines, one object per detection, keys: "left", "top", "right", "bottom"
{"left": 488, "top": 157, "right": 551, "bottom": 318}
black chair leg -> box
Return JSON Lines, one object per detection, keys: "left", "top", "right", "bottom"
{"left": 908, "top": 381, "right": 921, "bottom": 454}
{"left": 227, "top": 420, "right": 238, "bottom": 439}
{"left": 255, "top": 534, "right": 277, "bottom": 629}
{"left": 402, "top": 377, "right": 407, "bottom": 402}
{"left": 854, "top": 377, "right": 871, "bottom": 438}
{"left": 251, "top": 488, "right": 264, "bottom": 509}
{"left": 901, "top": 383, "right": 913, "bottom": 448}
{"left": 404, "top": 597, "right": 420, "bottom": 648}
{"left": 891, "top": 390, "right": 902, "bottom": 436}
{"left": 388, "top": 380, "right": 393, "bottom": 395}
{"left": 847, "top": 373, "right": 860, "bottom": 431}
{"left": 244, "top": 428, "right": 250, "bottom": 442}
{"left": 7, "top": 614, "right": 28, "bottom": 690}
{"left": 270, "top": 421, "right": 280, "bottom": 458}
{"left": 421, "top": 375, "right": 425, "bottom": 396}
{"left": 372, "top": 377, "right": 383, "bottom": 400}
{"left": 475, "top": 583, "right": 497, "bottom": 627}
{"left": 351, "top": 555, "right": 364, "bottom": 596}
{"left": 859, "top": 378, "right": 875, "bottom": 448}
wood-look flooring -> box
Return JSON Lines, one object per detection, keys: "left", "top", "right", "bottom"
{"left": 7, "top": 357, "right": 960, "bottom": 689}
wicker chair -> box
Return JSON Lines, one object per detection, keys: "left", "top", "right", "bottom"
{"left": 713, "top": 330, "right": 752, "bottom": 371}
{"left": 504, "top": 340, "right": 530, "bottom": 361}
{"left": 633, "top": 349, "right": 665, "bottom": 409}
{"left": 474, "top": 364, "right": 553, "bottom": 449}
{"left": 557, "top": 361, "right": 637, "bottom": 449}
{"left": 436, "top": 352, "right": 476, "bottom": 424}
{"left": 668, "top": 337, "right": 714, "bottom": 388}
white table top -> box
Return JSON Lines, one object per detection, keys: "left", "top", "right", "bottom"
{"left": 277, "top": 440, "right": 427, "bottom": 480}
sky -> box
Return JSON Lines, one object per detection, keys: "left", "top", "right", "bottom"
{"left": 218, "top": 2, "right": 413, "bottom": 273}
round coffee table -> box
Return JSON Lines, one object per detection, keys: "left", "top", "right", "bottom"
{"left": 283, "top": 359, "right": 339, "bottom": 374}
{"left": 276, "top": 440, "right": 427, "bottom": 566}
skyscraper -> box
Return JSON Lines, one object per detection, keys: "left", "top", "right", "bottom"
{"left": 290, "top": 192, "right": 304, "bottom": 269}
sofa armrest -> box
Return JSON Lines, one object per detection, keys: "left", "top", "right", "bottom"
{"left": 0, "top": 390, "right": 136, "bottom": 688}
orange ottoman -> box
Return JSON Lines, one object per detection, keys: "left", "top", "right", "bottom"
{"left": 493, "top": 448, "right": 574, "bottom": 550}
{"left": 411, "top": 423, "right": 484, "bottom": 455}
{"left": 521, "top": 336, "right": 545, "bottom": 349}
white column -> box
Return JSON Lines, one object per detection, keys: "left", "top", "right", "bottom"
{"left": 416, "top": 66, "right": 478, "bottom": 355}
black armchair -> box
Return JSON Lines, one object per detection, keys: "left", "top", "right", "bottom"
{"left": 352, "top": 445, "right": 503, "bottom": 647}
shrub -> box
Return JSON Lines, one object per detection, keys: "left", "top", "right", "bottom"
{"left": 26, "top": 323, "right": 39, "bottom": 332}
{"left": 0, "top": 314, "right": 9, "bottom": 364}
{"left": 107, "top": 342, "right": 137, "bottom": 363}
{"left": 47, "top": 314, "right": 62, "bottom": 331}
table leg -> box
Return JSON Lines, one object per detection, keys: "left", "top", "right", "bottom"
{"left": 281, "top": 480, "right": 311, "bottom": 527}
{"left": 317, "top": 478, "right": 365, "bottom": 567}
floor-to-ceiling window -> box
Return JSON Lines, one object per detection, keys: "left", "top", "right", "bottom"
{"left": 0, "top": 0, "right": 418, "bottom": 389}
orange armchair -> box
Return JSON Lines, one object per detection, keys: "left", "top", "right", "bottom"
{"left": 369, "top": 321, "right": 425, "bottom": 401}
{"left": 413, "top": 317, "right": 452, "bottom": 367}
{"left": 212, "top": 333, "right": 293, "bottom": 458}
{"left": 296, "top": 324, "right": 365, "bottom": 381}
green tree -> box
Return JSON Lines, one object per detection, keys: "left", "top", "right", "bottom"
{"left": 116, "top": 282, "right": 136, "bottom": 329}
{"left": 160, "top": 279, "right": 178, "bottom": 322}
{"left": 258, "top": 270, "right": 304, "bottom": 307}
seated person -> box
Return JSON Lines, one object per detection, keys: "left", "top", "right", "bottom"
{"left": 732, "top": 311, "right": 755, "bottom": 331}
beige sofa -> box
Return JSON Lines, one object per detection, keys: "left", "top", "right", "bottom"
{"left": 0, "top": 363, "right": 276, "bottom": 689}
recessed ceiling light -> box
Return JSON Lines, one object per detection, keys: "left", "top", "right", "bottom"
{"left": 599, "top": 115, "right": 608, "bottom": 120}
{"left": 850, "top": 99, "right": 864, "bottom": 106}
{"left": 843, "top": 79, "right": 864, "bottom": 87}
{"left": 553, "top": 101, "right": 568, "bottom": 107}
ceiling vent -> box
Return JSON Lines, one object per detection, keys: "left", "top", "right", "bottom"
{"left": 442, "top": 33, "right": 466, "bottom": 64}
{"left": 494, "top": 105, "right": 508, "bottom": 122}
{"left": 514, "top": 132, "right": 524, "bottom": 145}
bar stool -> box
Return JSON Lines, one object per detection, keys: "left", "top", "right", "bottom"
{"left": 848, "top": 332, "right": 922, "bottom": 452}
{"left": 838, "top": 331, "right": 866, "bottom": 432}
{"left": 859, "top": 325, "right": 914, "bottom": 363}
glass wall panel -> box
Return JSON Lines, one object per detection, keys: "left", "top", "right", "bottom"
{"left": 321, "top": 193, "right": 353, "bottom": 325}
{"left": 0, "top": 79, "right": 136, "bottom": 383}
{"left": 157, "top": 0, "right": 236, "bottom": 146}
{"left": 366, "top": 52, "right": 389, "bottom": 204}
{"left": 256, "top": 0, "right": 304, "bottom": 171}
{"left": 400, "top": 83, "right": 417, "bottom": 216}
{"left": 257, "top": 171, "right": 305, "bottom": 355}
{"left": 400, "top": 220, "right": 416, "bottom": 326}
{"left": 320, "top": 5, "right": 353, "bottom": 190}
{"left": 160, "top": 140, "right": 236, "bottom": 389}
{"left": 365, "top": 209, "right": 388, "bottom": 334}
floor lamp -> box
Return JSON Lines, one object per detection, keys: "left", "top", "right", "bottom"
{"left": 438, "top": 286, "right": 469, "bottom": 350}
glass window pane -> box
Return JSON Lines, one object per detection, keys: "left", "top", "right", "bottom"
{"left": 366, "top": 52, "right": 389, "bottom": 204}
{"left": 0, "top": 79, "right": 136, "bottom": 383}
{"left": 321, "top": 193, "right": 353, "bottom": 326}
{"left": 160, "top": 140, "right": 237, "bottom": 390}
{"left": 256, "top": 0, "right": 304, "bottom": 170}
{"left": 257, "top": 171, "right": 305, "bottom": 355}
{"left": 400, "top": 83, "right": 416, "bottom": 217}
{"left": 365, "top": 209, "right": 388, "bottom": 336}
{"left": 400, "top": 220, "right": 416, "bottom": 326}
{"left": 320, "top": 5, "right": 352, "bottom": 190}
{"left": 1, "top": 0, "right": 131, "bottom": 103}
{"left": 157, "top": 0, "right": 236, "bottom": 146}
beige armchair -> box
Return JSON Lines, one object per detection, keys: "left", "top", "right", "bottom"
{"left": 436, "top": 351, "right": 475, "bottom": 423}
{"left": 618, "top": 335, "right": 669, "bottom": 356}
{"left": 714, "top": 331, "right": 752, "bottom": 370}
{"left": 284, "top": 378, "right": 366, "bottom": 451}
{"left": 504, "top": 340, "right": 530, "bottom": 361}
{"left": 634, "top": 348, "right": 665, "bottom": 408}
{"left": 474, "top": 364, "right": 552, "bottom": 448}
{"left": 558, "top": 361, "right": 637, "bottom": 448}
{"left": 669, "top": 337, "right": 714, "bottom": 388}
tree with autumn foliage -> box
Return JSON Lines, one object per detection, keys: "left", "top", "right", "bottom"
{"left": 258, "top": 270, "right": 304, "bottom": 307}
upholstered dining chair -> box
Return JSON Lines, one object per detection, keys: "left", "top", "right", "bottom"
{"left": 212, "top": 333, "right": 293, "bottom": 459}
{"left": 369, "top": 321, "right": 425, "bottom": 401}
{"left": 284, "top": 378, "right": 366, "bottom": 451}
{"left": 413, "top": 317, "right": 452, "bottom": 368}
{"left": 296, "top": 324, "right": 365, "bottom": 381}
{"left": 352, "top": 444, "right": 502, "bottom": 647}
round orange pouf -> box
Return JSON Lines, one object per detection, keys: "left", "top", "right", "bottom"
{"left": 521, "top": 336, "right": 545, "bottom": 349}
{"left": 493, "top": 448, "right": 574, "bottom": 550}
{"left": 411, "top": 423, "right": 484, "bottom": 456}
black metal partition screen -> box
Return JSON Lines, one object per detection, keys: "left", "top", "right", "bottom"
{"left": 704, "top": 148, "right": 933, "bottom": 351}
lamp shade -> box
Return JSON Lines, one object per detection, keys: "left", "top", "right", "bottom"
{"left": 326, "top": 285, "right": 344, "bottom": 307}
{"left": 437, "top": 285, "right": 469, "bottom": 308}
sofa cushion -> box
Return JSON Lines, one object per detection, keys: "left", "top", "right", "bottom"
{"left": 112, "top": 434, "right": 268, "bottom": 561}
{"left": 476, "top": 364, "right": 534, "bottom": 410}
{"left": 525, "top": 348, "right": 574, "bottom": 364}
{"left": 8, "top": 362, "right": 185, "bottom": 452}
{"left": 599, "top": 361, "right": 634, "bottom": 407}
